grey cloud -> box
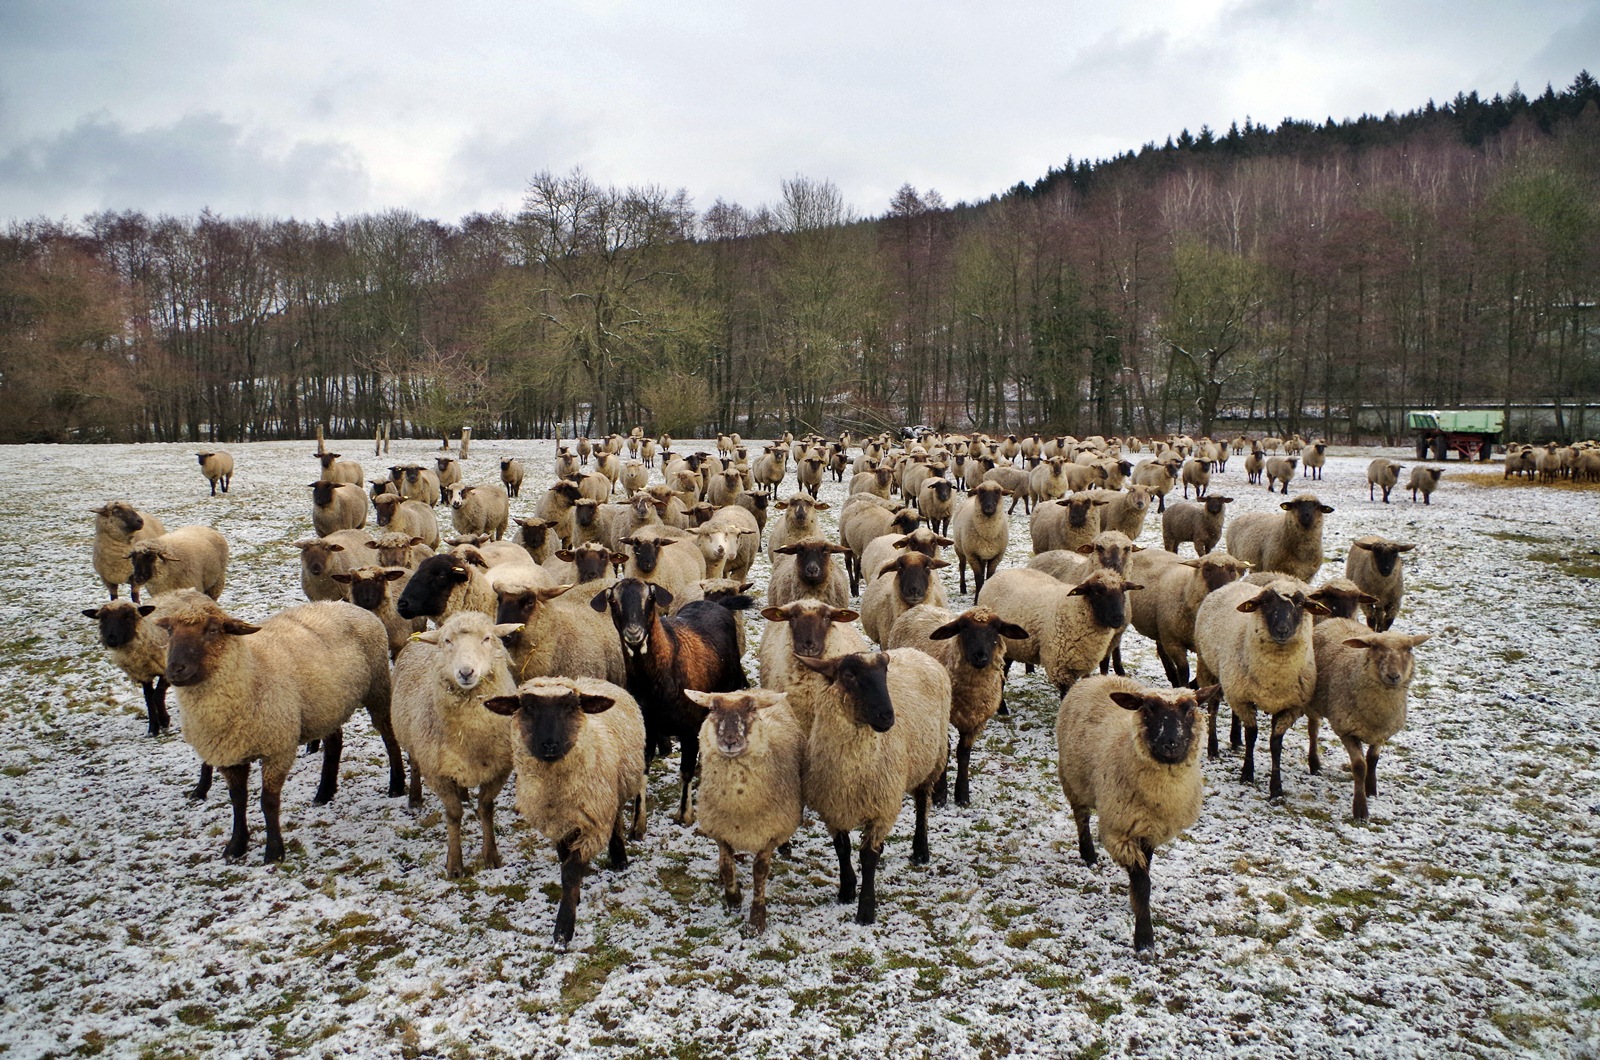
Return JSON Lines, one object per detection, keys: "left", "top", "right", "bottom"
{"left": 436, "top": 116, "right": 598, "bottom": 217}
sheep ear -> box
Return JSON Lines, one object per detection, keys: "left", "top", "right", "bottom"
{"left": 1194, "top": 684, "right": 1223, "bottom": 706}
{"left": 577, "top": 693, "right": 616, "bottom": 714}
{"left": 1075, "top": 544, "right": 1096, "bottom": 555}
{"left": 773, "top": 544, "right": 800, "bottom": 555}
{"left": 330, "top": 573, "right": 353, "bottom": 584}
{"left": 759, "top": 606, "right": 789, "bottom": 622}
{"left": 683, "top": 689, "right": 715, "bottom": 708}
{"left": 1066, "top": 583, "right": 1090, "bottom": 597}
{"left": 610, "top": 551, "right": 629, "bottom": 566}
{"left": 827, "top": 543, "right": 853, "bottom": 554}
{"left": 1092, "top": 497, "right": 1111, "bottom": 506}
{"left": 482, "top": 695, "right": 521, "bottom": 717}
{"left": 1342, "top": 637, "right": 1375, "bottom": 649}
{"left": 773, "top": 501, "right": 789, "bottom": 511}
{"left": 650, "top": 584, "right": 674, "bottom": 609}
{"left": 1318, "top": 504, "right": 1334, "bottom": 513}
{"left": 221, "top": 618, "right": 260, "bottom": 636}
{"left": 1236, "top": 597, "right": 1262, "bottom": 613}
{"left": 1357, "top": 591, "right": 1379, "bottom": 604}
{"left": 1393, "top": 543, "right": 1416, "bottom": 553}
{"left": 928, "top": 620, "right": 963, "bottom": 640}
{"left": 1303, "top": 599, "right": 1332, "bottom": 616}
{"left": 1121, "top": 582, "right": 1145, "bottom": 592}
{"left": 928, "top": 558, "right": 951, "bottom": 570}
{"left": 362, "top": 541, "right": 381, "bottom": 550}
{"left": 327, "top": 544, "right": 344, "bottom": 553}
{"left": 81, "top": 608, "right": 101, "bottom": 620}
{"left": 1405, "top": 633, "right": 1433, "bottom": 648}
{"left": 794, "top": 655, "right": 841, "bottom": 679}
{"left": 813, "top": 502, "right": 830, "bottom": 510}
{"left": 539, "top": 585, "right": 575, "bottom": 600}
{"left": 882, "top": 556, "right": 907, "bottom": 574}
{"left": 996, "top": 621, "right": 1030, "bottom": 640}
{"left": 738, "top": 528, "right": 759, "bottom": 536}
{"left": 1109, "top": 692, "right": 1146, "bottom": 712}
{"left": 555, "top": 549, "right": 574, "bottom": 561}
{"left": 413, "top": 628, "right": 442, "bottom": 645}
{"left": 829, "top": 608, "right": 860, "bottom": 624}
{"left": 1219, "top": 497, "right": 1234, "bottom": 503}
{"left": 383, "top": 569, "right": 407, "bottom": 582}
{"left": 1279, "top": 502, "right": 1294, "bottom": 511}
{"left": 590, "top": 591, "right": 611, "bottom": 613}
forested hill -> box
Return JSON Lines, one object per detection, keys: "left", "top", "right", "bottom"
{"left": 2, "top": 73, "right": 1598, "bottom": 445}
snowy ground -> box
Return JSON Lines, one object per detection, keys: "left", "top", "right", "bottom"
{"left": 1, "top": 439, "right": 1596, "bottom": 1059}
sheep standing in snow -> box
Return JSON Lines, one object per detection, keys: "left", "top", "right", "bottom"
{"left": 127, "top": 526, "right": 229, "bottom": 601}
{"left": 93, "top": 501, "right": 167, "bottom": 601}
{"left": 83, "top": 600, "right": 171, "bottom": 736}
{"left": 951, "top": 482, "right": 1011, "bottom": 594}
{"left": 197, "top": 451, "right": 234, "bottom": 495}
{"left": 309, "top": 481, "right": 368, "bottom": 537}
{"left": 1161, "top": 496, "right": 1233, "bottom": 556}
{"left": 1224, "top": 494, "right": 1332, "bottom": 583}
{"left": 978, "top": 567, "right": 1139, "bottom": 696}
{"left": 1406, "top": 466, "right": 1444, "bottom": 504}
{"left": 1367, "top": 458, "right": 1404, "bottom": 503}
{"left": 1345, "top": 536, "right": 1415, "bottom": 632}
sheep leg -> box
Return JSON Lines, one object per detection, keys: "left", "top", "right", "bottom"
{"left": 1206, "top": 701, "right": 1220, "bottom": 760}
{"left": 856, "top": 840, "right": 882, "bottom": 925}
{"left": 479, "top": 776, "right": 505, "bottom": 870}
{"left": 439, "top": 779, "right": 468, "bottom": 878}
{"left": 190, "top": 762, "right": 213, "bottom": 801}
{"left": 1155, "top": 645, "right": 1183, "bottom": 688}
{"left": 1307, "top": 714, "right": 1322, "bottom": 775}
{"left": 367, "top": 706, "right": 407, "bottom": 798}
{"left": 1073, "top": 806, "right": 1096, "bottom": 866}
{"left": 258, "top": 763, "right": 289, "bottom": 863}
{"left": 1110, "top": 636, "right": 1126, "bottom": 677}
{"left": 717, "top": 840, "right": 742, "bottom": 911}
{"left": 222, "top": 764, "right": 251, "bottom": 860}
{"left": 1129, "top": 842, "right": 1155, "bottom": 952}
{"left": 675, "top": 734, "right": 699, "bottom": 826}
{"left": 954, "top": 732, "right": 976, "bottom": 807}
{"left": 832, "top": 831, "right": 857, "bottom": 903}
{"left": 910, "top": 786, "right": 932, "bottom": 865}
{"left": 312, "top": 728, "right": 343, "bottom": 805}
{"left": 1342, "top": 734, "right": 1369, "bottom": 820}
{"left": 1267, "top": 724, "right": 1286, "bottom": 799}
{"left": 406, "top": 753, "right": 423, "bottom": 809}
{"left": 958, "top": 556, "right": 969, "bottom": 595}
{"left": 1365, "top": 745, "right": 1380, "bottom": 798}
{"left": 1240, "top": 722, "right": 1258, "bottom": 783}
{"left": 749, "top": 845, "right": 775, "bottom": 933}
{"left": 608, "top": 808, "right": 628, "bottom": 870}
{"left": 629, "top": 791, "right": 648, "bottom": 841}
{"left": 1229, "top": 713, "right": 1243, "bottom": 750}
{"left": 553, "top": 841, "right": 585, "bottom": 950}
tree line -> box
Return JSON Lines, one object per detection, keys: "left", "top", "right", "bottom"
{"left": 2, "top": 73, "right": 1598, "bottom": 445}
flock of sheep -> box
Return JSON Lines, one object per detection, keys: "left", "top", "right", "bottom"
{"left": 84, "top": 427, "right": 1450, "bottom": 953}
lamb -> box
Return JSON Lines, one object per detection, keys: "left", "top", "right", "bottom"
{"left": 766, "top": 494, "right": 832, "bottom": 561}
{"left": 886, "top": 605, "right": 1027, "bottom": 806}
{"left": 1224, "top": 494, "right": 1333, "bottom": 582}
{"left": 1367, "top": 459, "right": 1405, "bottom": 503}
{"left": 840, "top": 504, "right": 921, "bottom": 595}
{"left": 1101, "top": 485, "right": 1154, "bottom": 542}
{"left": 292, "top": 528, "right": 372, "bottom": 602}
{"left": 127, "top": 526, "right": 229, "bottom": 601}
{"left": 950, "top": 482, "right": 1011, "bottom": 594}
{"left": 482, "top": 677, "right": 646, "bottom": 950}
{"left": 916, "top": 476, "right": 957, "bottom": 536}
{"left": 446, "top": 483, "right": 511, "bottom": 541}
{"left": 500, "top": 457, "right": 525, "bottom": 498}
{"left": 622, "top": 526, "right": 709, "bottom": 599}
{"left": 790, "top": 649, "right": 951, "bottom": 924}
{"left": 372, "top": 493, "right": 440, "bottom": 549}
{"left": 1161, "top": 496, "right": 1234, "bottom": 556}
{"left": 1180, "top": 457, "right": 1211, "bottom": 499}
{"left": 1127, "top": 551, "right": 1251, "bottom": 686}
{"left": 1056, "top": 676, "right": 1220, "bottom": 951}
{"left": 82, "top": 599, "right": 172, "bottom": 736}
{"left": 1300, "top": 441, "right": 1328, "bottom": 480}
{"left": 1407, "top": 466, "right": 1444, "bottom": 504}
{"left": 1192, "top": 577, "right": 1327, "bottom": 795}
{"left": 390, "top": 611, "right": 519, "bottom": 876}
{"left": 494, "top": 581, "right": 626, "bottom": 685}
{"left": 860, "top": 552, "right": 951, "bottom": 645}
{"left": 196, "top": 451, "right": 234, "bottom": 495}
{"left": 1345, "top": 536, "right": 1415, "bottom": 632}
{"left": 977, "top": 567, "right": 1140, "bottom": 695}
{"left": 154, "top": 590, "right": 404, "bottom": 862}
{"left": 766, "top": 538, "right": 853, "bottom": 610}
{"left": 685, "top": 689, "right": 805, "bottom": 933}
{"left": 620, "top": 461, "right": 649, "bottom": 496}
{"left": 396, "top": 552, "right": 500, "bottom": 625}
{"left": 92, "top": 501, "right": 167, "bottom": 600}
{"left": 1306, "top": 620, "right": 1431, "bottom": 820}
{"left": 1264, "top": 455, "right": 1299, "bottom": 494}
{"left": 309, "top": 480, "right": 369, "bottom": 537}
{"left": 1029, "top": 492, "right": 1110, "bottom": 554}
{"left": 1243, "top": 448, "right": 1266, "bottom": 485}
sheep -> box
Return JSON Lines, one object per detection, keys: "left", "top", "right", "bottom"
{"left": 858, "top": 527, "right": 954, "bottom": 587}
{"left": 757, "top": 599, "right": 870, "bottom": 729}
{"left": 1028, "top": 456, "right": 1074, "bottom": 505}
{"left": 372, "top": 493, "right": 440, "bottom": 549}
{"left": 127, "top": 526, "right": 229, "bottom": 601}
{"left": 542, "top": 541, "right": 625, "bottom": 589}
{"left": 364, "top": 531, "right": 434, "bottom": 571}
{"left": 1063, "top": 461, "right": 1109, "bottom": 493}
{"left": 309, "top": 480, "right": 369, "bottom": 537}
{"left": 494, "top": 581, "right": 627, "bottom": 685}
{"left": 1243, "top": 448, "right": 1266, "bottom": 485}
{"left": 861, "top": 552, "right": 951, "bottom": 645}
{"left": 500, "top": 457, "right": 525, "bottom": 498}
{"left": 1057, "top": 676, "right": 1220, "bottom": 951}
{"left": 886, "top": 605, "right": 1027, "bottom": 806}
{"left": 977, "top": 567, "right": 1140, "bottom": 695}
{"left": 789, "top": 649, "right": 951, "bottom": 924}
{"left": 196, "top": 451, "right": 234, "bottom": 495}
{"left": 390, "top": 611, "right": 519, "bottom": 876}
{"left": 796, "top": 454, "right": 827, "bottom": 498}
{"left": 951, "top": 482, "right": 1011, "bottom": 594}
{"left": 671, "top": 577, "right": 756, "bottom": 654}
{"left": 82, "top": 599, "right": 173, "bottom": 737}
{"left": 1300, "top": 441, "right": 1328, "bottom": 480}
{"left": 706, "top": 467, "right": 745, "bottom": 508}
{"left": 314, "top": 452, "right": 363, "bottom": 486}
{"left": 393, "top": 464, "right": 442, "bottom": 506}
{"left": 1029, "top": 492, "right": 1111, "bottom": 554}
{"left": 593, "top": 451, "right": 622, "bottom": 492}
{"left": 1306, "top": 620, "right": 1431, "bottom": 820}
{"left": 689, "top": 521, "right": 759, "bottom": 581}
{"left": 482, "top": 677, "right": 646, "bottom": 950}
{"left": 621, "top": 526, "right": 709, "bottom": 599}
{"left": 1407, "top": 466, "right": 1444, "bottom": 504}
{"left": 445, "top": 483, "right": 511, "bottom": 541}
{"left": 369, "top": 477, "right": 397, "bottom": 501}
{"left": 1161, "top": 496, "right": 1234, "bottom": 556}
{"left": 1345, "top": 536, "right": 1415, "bottom": 633}
{"left": 1306, "top": 578, "right": 1379, "bottom": 623}
{"left": 513, "top": 516, "right": 557, "bottom": 564}
{"left": 916, "top": 476, "right": 957, "bottom": 536}
{"left": 154, "top": 590, "right": 404, "bottom": 862}
{"left": 751, "top": 446, "right": 788, "bottom": 490}
{"left": 292, "top": 528, "right": 372, "bottom": 602}
{"left": 1029, "top": 530, "right": 1140, "bottom": 584}
{"left": 1192, "top": 577, "right": 1328, "bottom": 795}
{"left": 1131, "top": 457, "right": 1183, "bottom": 513}
{"left": 700, "top": 504, "right": 761, "bottom": 582}
{"left": 767, "top": 538, "right": 853, "bottom": 610}
{"left": 840, "top": 504, "right": 921, "bottom": 595}
{"left": 766, "top": 494, "right": 832, "bottom": 561}
{"left": 1127, "top": 551, "right": 1252, "bottom": 687}
{"left": 684, "top": 689, "right": 805, "bottom": 933}
{"left": 396, "top": 552, "right": 500, "bottom": 625}
{"left": 92, "top": 501, "right": 167, "bottom": 601}
{"left": 1224, "top": 493, "right": 1333, "bottom": 583}
{"left": 1574, "top": 448, "right": 1600, "bottom": 483}
{"left": 1101, "top": 485, "right": 1154, "bottom": 542}
{"left": 434, "top": 456, "right": 462, "bottom": 496}
{"left": 590, "top": 579, "right": 750, "bottom": 825}
{"left": 331, "top": 565, "right": 424, "bottom": 658}
{"left": 1264, "top": 455, "right": 1298, "bottom": 494}
{"left": 1180, "top": 458, "right": 1210, "bottom": 499}
{"left": 1367, "top": 459, "right": 1405, "bottom": 503}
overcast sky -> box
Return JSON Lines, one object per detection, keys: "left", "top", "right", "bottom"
{"left": 2, "top": 0, "right": 1596, "bottom": 226}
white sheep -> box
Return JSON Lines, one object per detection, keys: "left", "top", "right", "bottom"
{"left": 1127, "top": 551, "right": 1252, "bottom": 687}
{"left": 1345, "top": 536, "right": 1415, "bottom": 632}
{"left": 92, "top": 501, "right": 167, "bottom": 600}
{"left": 483, "top": 677, "right": 647, "bottom": 949}
{"left": 1029, "top": 492, "right": 1110, "bottom": 554}
{"left": 127, "top": 526, "right": 229, "bottom": 601}
{"left": 446, "top": 483, "right": 511, "bottom": 541}
{"left": 1057, "top": 676, "right": 1220, "bottom": 950}
{"left": 1264, "top": 455, "right": 1298, "bottom": 494}
{"left": 1224, "top": 493, "right": 1332, "bottom": 583}
{"left": 766, "top": 494, "right": 832, "bottom": 560}
{"left": 315, "top": 452, "right": 363, "bottom": 486}
{"left": 82, "top": 599, "right": 172, "bottom": 737}
{"left": 1406, "top": 466, "right": 1444, "bottom": 504}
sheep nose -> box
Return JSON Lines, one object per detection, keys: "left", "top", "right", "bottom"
{"left": 456, "top": 667, "right": 478, "bottom": 687}
{"left": 538, "top": 741, "right": 563, "bottom": 760}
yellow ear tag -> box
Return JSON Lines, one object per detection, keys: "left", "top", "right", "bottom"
{"left": 409, "top": 632, "right": 425, "bottom": 642}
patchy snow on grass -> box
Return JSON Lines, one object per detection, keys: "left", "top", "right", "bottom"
{"left": 1, "top": 440, "right": 1596, "bottom": 1058}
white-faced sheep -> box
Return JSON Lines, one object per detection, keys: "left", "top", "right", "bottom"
{"left": 364, "top": 531, "right": 434, "bottom": 571}
{"left": 293, "top": 528, "right": 372, "bottom": 602}
{"left": 1345, "top": 536, "right": 1414, "bottom": 632}
{"left": 1224, "top": 494, "right": 1333, "bottom": 583}
{"left": 127, "top": 526, "right": 229, "bottom": 601}
{"left": 886, "top": 605, "right": 1027, "bottom": 807}
{"left": 790, "top": 649, "right": 951, "bottom": 924}
{"left": 977, "top": 567, "right": 1140, "bottom": 695}
{"left": 685, "top": 689, "right": 805, "bottom": 933}
{"left": 391, "top": 611, "right": 519, "bottom": 876}
{"left": 155, "top": 590, "right": 405, "bottom": 862}
{"left": 446, "top": 483, "right": 511, "bottom": 541}
{"left": 1407, "top": 466, "right": 1444, "bottom": 504}
{"left": 951, "top": 482, "right": 1011, "bottom": 594}
{"left": 309, "top": 480, "right": 369, "bottom": 537}
{"left": 1127, "top": 551, "right": 1251, "bottom": 686}
{"left": 1367, "top": 459, "right": 1404, "bottom": 503}
{"left": 1307, "top": 619, "right": 1431, "bottom": 820}
{"left": 196, "top": 451, "right": 234, "bottom": 496}
{"left": 483, "top": 677, "right": 646, "bottom": 949}
{"left": 1057, "top": 676, "right": 1220, "bottom": 951}
{"left": 373, "top": 494, "right": 440, "bottom": 549}
{"left": 93, "top": 501, "right": 167, "bottom": 601}
{"left": 1161, "top": 496, "right": 1234, "bottom": 556}
{"left": 690, "top": 521, "right": 760, "bottom": 581}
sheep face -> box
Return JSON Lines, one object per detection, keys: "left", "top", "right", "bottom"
{"left": 156, "top": 607, "right": 259, "bottom": 686}
{"left": 1203, "top": 496, "right": 1234, "bottom": 517}
{"left": 796, "top": 652, "right": 894, "bottom": 733}
{"left": 338, "top": 567, "right": 406, "bottom": 611}
{"left": 373, "top": 496, "right": 402, "bottom": 525}
{"left": 1076, "top": 533, "right": 1139, "bottom": 574}
{"left": 1237, "top": 586, "right": 1326, "bottom": 644}
{"left": 930, "top": 608, "right": 1027, "bottom": 671}
{"left": 396, "top": 554, "right": 472, "bottom": 620}
{"left": 445, "top": 484, "right": 468, "bottom": 509}
{"left": 1342, "top": 633, "right": 1431, "bottom": 689}
{"left": 1108, "top": 686, "right": 1217, "bottom": 765}
{"left": 310, "top": 481, "right": 342, "bottom": 507}
{"left": 572, "top": 500, "right": 600, "bottom": 529}
{"left": 895, "top": 530, "right": 954, "bottom": 559}
{"left": 883, "top": 554, "right": 949, "bottom": 607}
{"left": 294, "top": 539, "right": 345, "bottom": 578}
{"left": 126, "top": 544, "right": 168, "bottom": 590}
{"left": 403, "top": 466, "right": 424, "bottom": 485}
{"left": 415, "top": 614, "right": 520, "bottom": 692}
{"left": 974, "top": 483, "right": 1007, "bottom": 516}
{"left": 195, "top": 453, "right": 213, "bottom": 466}
{"left": 692, "top": 692, "right": 763, "bottom": 757}
{"left": 368, "top": 534, "right": 426, "bottom": 568}
{"left": 1353, "top": 538, "right": 1415, "bottom": 577}
{"left": 95, "top": 501, "right": 145, "bottom": 535}
{"left": 630, "top": 494, "right": 664, "bottom": 521}
{"left": 516, "top": 518, "right": 551, "bottom": 552}
{"left": 1068, "top": 572, "right": 1137, "bottom": 631}
{"left": 774, "top": 540, "right": 850, "bottom": 588}
{"left": 484, "top": 685, "right": 617, "bottom": 763}
{"left": 760, "top": 601, "right": 859, "bottom": 658}
{"left": 927, "top": 480, "right": 953, "bottom": 503}
{"left": 436, "top": 457, "right": 456, "bottom": 473}
{"left": 891, "top": 509, "right": 922, "bottom": 535}
{"left": 1309, "top": 581, "right": 1378, "bottom": 621}
{"left": 593, "top": 578, "right": 672, "bottom": 657}
{"left": 1192, "top": 555, "right": 1250, "bottom": 592}
{"left": 84, "top": 601, "right": 155, "bottom": 649}
{"left": 622, "top": 534, "right": 665, "bottom": 574}
{"left": 557, "top": 544, "right": 620, "bottom": 584}
{"left": 1281, "top": 496, "right": 1333, "bottom": 530}
{"left": 775, "top": 496, "right": 827, "bottom": 532}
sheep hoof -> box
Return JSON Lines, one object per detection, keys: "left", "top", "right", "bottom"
{"left": 446, "top": 862, "right": 465, "bottom": 880}
{"left": 723, "top": 890, "right": 743, "bottom": 912}
{"left": 263, "top": 838, "right": 285, "bottom": 864}
{"left": 744, "top": 908, "right": 768, "bottom": 935}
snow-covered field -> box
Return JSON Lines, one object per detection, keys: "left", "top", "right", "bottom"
{"left": 1, "top": 439, "right": 1597, "bottom": 1059}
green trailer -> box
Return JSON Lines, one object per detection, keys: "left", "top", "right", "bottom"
{"left": 1407, "top": 410, "right": 1503, "bottom": 461}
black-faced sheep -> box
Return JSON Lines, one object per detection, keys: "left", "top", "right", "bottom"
{"left": 1161, "top": 496, "right": 1234, "bottom": 556}
{"left": 1345, "top": 536, "right": 1415, "bottom": 633}
{"left": 951, "top": 482, "right": 1011, "bottom": 594}
{"left": 196, "top": 451, "right": 234, "bottom": 495}
{"left": 92, "top": 501, "right": 167, "bottom": 601}
{"left": 1224, "top": 494, "right": 1332, "bottom": 583}
{"left": 127, "top": 526, "right": 229, "bottom": 601}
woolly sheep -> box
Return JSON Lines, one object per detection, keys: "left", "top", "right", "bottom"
{"left": 483, "top": 677, "right": 646, "bottom": 949}
{"left": 860, "top": 552, "right": 951, "bottom": 645}
{"left": 293, "top": 528, "right": 372, "bottom": 602}
{"left": 434, "top": 456, "right": 462, "bottom": 495}
{"left": 1243, "top": 448, "right": 1266, "bottom": 485}
{"left": 768, "top": 538, "right": 853, "bottom": 610}
{"left": 1345, "top": 536, "right": 1414, "bottom": 632}
{"left": 500, "top": 457, "right": 525, "bottom": 498}
{"left": 622, "top": 526, "right": 709, "bottom": 599}
{"left": 513, "top": 517, "right": 557, "bottom": 564}
{"left": 1180, "top": 458, "right": 1210, "bottom": 499}
{"left": 155, "top": 590, "right": 404, "bottom": 862}
{"left": 1264, "top": 455, "right": 1298, "bottom": 494}
{"left": 393, "top": 464, "right": 442, "bottom": 506}
{"left": 1101, "top": 485, "right": 1154, "bottom": 542}
{"left": 685, "top": 689, "right": 805, "bottom": 933}
{"left": 789, "top": 649, "right": 951, "bottom": 924}
{"left": 315, "top": 452, "right": 363, "bottom": 486}
{"left": 766, "top": 494, "right": 832, "bottom": 561}
{"left": 396, "top": 552, "right": 500, "bottom": 625}
{"left": 1407, "top": 466, "right": 1444, "bottom": 504}
{"left": 858, "top": 527, "right": 953, "bottom": 587}
{"left": 701, "top": 504, "right": 761, "bottom": 582}
{"left": 391, "top": 611, "right": 519, "bottom": 876}
{"left": 977, "top": 567, "right": 1139, "bottom": 695}
{"left": 331, "top": 565, "right": 423, "bottom": 657}
{"left": 1306, "top": 619, "right": 1431, "bottom": 820}
{"left": 1028, "top": 457, "right": 1073, "bottom": 505}
{"left": 689, "top": 522, "right": 759, "bottom": 581}
{"left": 82, "top": 599, "right": 172, "bottom": 737}
{"left": 1030, "top": 492, "right": 1110, "bottom": 554}
{"left": 916, "top": 476, "right": 957, "bottom": 536}
{"left": 1300, "top": 441, "right": 1327, "bottom": 480}
{"left": 1224, "top": 494, "right": 1332, "bottom": 583}
{"left": 446, "top": 483, "right": 511, "bottom": 541}
{"left": 92, "top": 501, "right": 167, "bottom": 601}
{"left": 840, "top": 504, "right": 921, "bottom": 594}
{"left": 1127, "top": 551, "right": 1251, "bottom": 686}
{"left": 1161, "top": 496, "right": 1234, "bottom": 556}
{"left": 196, "top": 451, "right": 234, "bottom": 496}
{"left": 373, "top": 494, "right": 440, "bottom": 549}
{"left": 365, "top": 531, "right": 434, "bottom": 571}
{"left": 494, "top": 581, "right": 626, "bottom": 685}
{"left": 950, "top": 482, "right": 1011, "bottom": 594}
{"left": 1367, "top": 459, "right": 1404, "bottom": 503}
{"left": 309, "top": 480, "right": 368, "bottom": 537}
{"left": 1131, "top": 457, "right": 1183, "bottom": 513}
{"left": 1057, "top": 676, "right": 1219, "bottom": 951}
{"left": 128, "top": 526, "right": 229, "bottom": 601}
